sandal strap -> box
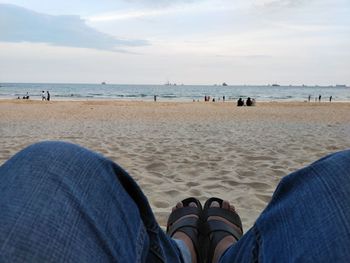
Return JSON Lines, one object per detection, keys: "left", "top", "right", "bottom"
{"left": 203, "top": 197, "right": 243, "bottom": 231}
{"left": 202, "top": 220, "right": 243, "bottom": 241}
{"left": 201, "top": 198, "right": 244, "bottom": 263}
{"left": 166, "top": 198, "right": 202, "bottom": 262}
{"left": 167, "top": 217, "right": 198, "bottom": 236}
{"left": 203, "top": 208, "right": 243, "bottom": 231}
{"left": 167, "top": 206, "right": 201, "bottom": 226}
{"left": 203, "top": 220, "right": 242, "bottom": 263}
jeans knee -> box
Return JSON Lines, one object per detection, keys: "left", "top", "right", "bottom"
{"left": 24, "top": 141, "right": 93, "bottom": 161}
{"left": 26, "top": 141, "right": 82, "bottom": 153}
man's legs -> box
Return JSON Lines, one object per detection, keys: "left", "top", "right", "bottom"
{"left": 220, "top": 150, "right": 350, "bottom": 262}
{"left": 2, "top": 142, "right": 349, "bottom": 262}
{"left": 0, "top": 141, "right": 183, "bottom": 263}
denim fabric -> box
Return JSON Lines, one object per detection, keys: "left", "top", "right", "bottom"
{"left": 0, "top": 142, "right": 182, "bottom": 263}
{"left": 220, "top": 150, "right": 350, "bottom": 263}
{"left": 1, "top": 142, "right": 349, "bottom": 263}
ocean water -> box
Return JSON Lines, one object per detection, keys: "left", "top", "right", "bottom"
{"left": 0, "top": 83, "right": 349, "bottom": 102}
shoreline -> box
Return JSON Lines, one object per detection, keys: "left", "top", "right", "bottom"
{"left": 2, "top": 82, "right": 349, "bottom": 103}
{"left": 1, "top": 98, "right": 350, "bottom": 103}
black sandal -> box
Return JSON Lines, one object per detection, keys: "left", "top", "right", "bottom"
{"left": 201, "top": 197, "right": 243, "bottom": 263}
{"left": 167, "top": 197, "right": 203, "bottom": 263}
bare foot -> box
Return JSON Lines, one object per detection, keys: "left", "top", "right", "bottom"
{"left": 208, "top": 200, "right": 242, "bottom": 263}
{"left": 171, "top": 201, "right": 198, "bottom": 263}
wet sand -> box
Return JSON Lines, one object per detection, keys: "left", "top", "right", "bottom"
{"left": 1, "top": 99, "right": 350, "bottom": 230}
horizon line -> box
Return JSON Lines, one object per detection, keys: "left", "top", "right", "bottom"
{"left": 0, "top": 81, "right": 348, "bottom": 87}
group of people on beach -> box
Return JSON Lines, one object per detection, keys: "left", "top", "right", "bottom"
{"left": 237, "top": 97, "right": 255, "bottom": 106}
{"left": 42, "top": 91, "right": 51, "bottom": 101}
{"left": 17, "top": 92, "right": 30, "bottom": 100}
{"left": 308, "top": 94, "right": 333, "bottom": 102}
{"left": 204, "top": 95, "right": 213, "bottom": 102}
{"left": 17, "top": 91, "right": 51, "bottom": 101}
{"left": 204, "top": 95, "right": 226, "bottom": 102}
{"left": 203, "top": 95, "right": 256, "bottom": 106}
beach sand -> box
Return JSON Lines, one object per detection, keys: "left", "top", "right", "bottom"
{"left": 1, "top": 99, "right": 350, "bottom": 230}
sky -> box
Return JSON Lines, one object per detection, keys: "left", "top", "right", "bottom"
{"left": 0, "top": 0, "right": 349, "bottom": 85}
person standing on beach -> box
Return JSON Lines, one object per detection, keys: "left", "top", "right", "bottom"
{"left": 223, "top": 96, "right": 225, "bottom": 102}
{"left": 41, "top": 91, "right": 46, "bottom": 101}
{"left": 330, "top": 96, "right": 332, "bottom": 102}
{"left": 308, "top": 95, "right": 311, "bottom": 102}
{"left": 47, "top": 91, "right": 50, "bottom": 101}
{"left": 154, "top": 95, "right": 157, "bottom": 102}
{"left": 319, "top": 95, "right": 321, "bottom": 102}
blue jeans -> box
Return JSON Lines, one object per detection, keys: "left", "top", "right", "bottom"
{"left": 0, "top": 141, "right": 349, "bottom": 262}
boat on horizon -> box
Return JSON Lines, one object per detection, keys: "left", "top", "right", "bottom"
{"left": 164, "top": 81, "right": 177, "bottom": 86}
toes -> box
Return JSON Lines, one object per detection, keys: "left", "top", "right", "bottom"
{"left": 222, "top": 200, "right": 230, "bottom": 210}
{"left": 172, "top": 200, "right": 198, "bottom": 212}
{"left": 189, "top": 202, "right": 198, "bottom": 208}
{"left": 210, "top": 201, "right": 220, "bottom": 208}
{"left": 172, "top": 201, "right": 184, "bottom": 212}
{"left": 176, "top": 202, "right": 184, "bottom": 209}
{"left": 222, "top": 200, "right": 236, "bottom": 212}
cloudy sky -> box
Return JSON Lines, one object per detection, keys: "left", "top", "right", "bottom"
{"left": 0, "top": 0, "right": 349, "bottom": 85}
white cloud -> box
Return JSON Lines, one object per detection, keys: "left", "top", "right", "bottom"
{"left": 87, "top": 0, "right": 239, "bottom": 22}
{"left": 0, "top": 0, "right": 349, "bottom": 84}
{"left": 0, "top": 4, "right": 148, "bottom": 51}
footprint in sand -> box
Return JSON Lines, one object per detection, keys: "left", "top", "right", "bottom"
{"left": 249, "top": 156, "right": 278, "bottom": 161}
{"left": 153, "top": 200, "right": 169, "bottom": 208}
{"left": 186, "top": 181, "right": 200, "bottom": 187}
{"left": 144, "top": 177, "right": 164, "bottom": 185}
{"left": 221, "top": 180, "right": 241, "bottom": 187}
{"left": 164, "top": 190, "right": 180, "bottom": 198}
{"left": 145, "top": 162, "right": 167, "bottom": 171}
{"left": 203, "top": 184, "right": 220, "bottom": 190}
{"left": 244, "top": 182, "right": 271, "bottom": 190}
{"left": 238, "top": 170, "right": 256, "bottom": 177}
{"left": 189, "top": 188, "right": 202, "bottom": 196}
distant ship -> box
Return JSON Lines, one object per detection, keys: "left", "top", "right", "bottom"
{"left": 164, "top": 81, "right": 177, "bottom": 86}
{"left": 222, "top": 82, "right": 228, "bottom": 86}
{"left": 272, "top": 84, "right": 280, "bottom": 87}
{"left": 101, "top": 82, "right": 106, "bottom": 85}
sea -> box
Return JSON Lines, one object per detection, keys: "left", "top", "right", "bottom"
{"left": 0, "top": 83, "right": 349, "bottom": 102}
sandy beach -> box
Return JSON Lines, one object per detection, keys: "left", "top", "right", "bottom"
{"left": 1, "top": 99, "right": 350, "bottom": 230}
